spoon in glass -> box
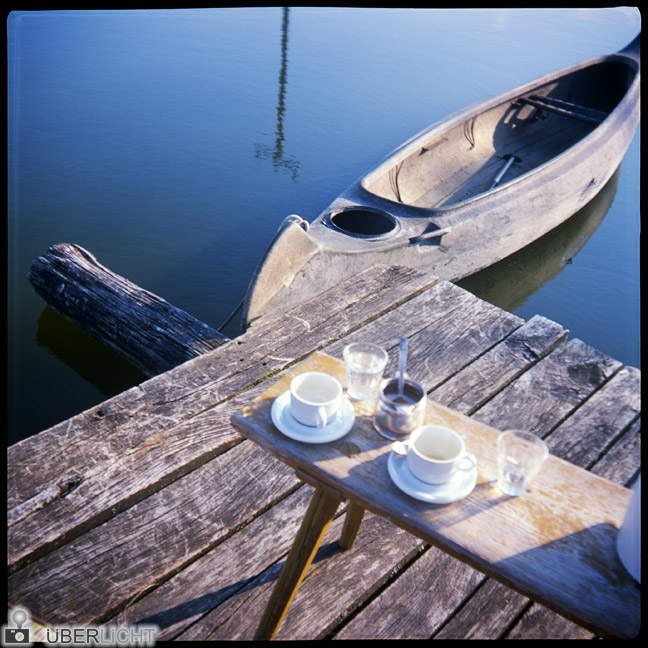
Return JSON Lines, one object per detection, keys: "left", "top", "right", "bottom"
{"left": 398, "top": 337, "right": 408, "bottom": 397}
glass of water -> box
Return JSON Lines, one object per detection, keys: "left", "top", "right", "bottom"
{"left": 343, "top": 342, "right": 388, "bottom": 401}
{"left": 497, "top": 430, "right": 548, "bottom": 496}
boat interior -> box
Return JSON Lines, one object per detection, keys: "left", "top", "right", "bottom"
{"left": 363, "top": 61, "right": 635, "bottom": 209}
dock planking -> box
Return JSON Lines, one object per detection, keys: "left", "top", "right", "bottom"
{"left": 7, "top": 264, "right": 640, "bottom": 639}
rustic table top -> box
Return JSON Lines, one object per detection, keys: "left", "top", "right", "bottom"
{"left": 232, "top": 350, "right": 640, "bottom": 639}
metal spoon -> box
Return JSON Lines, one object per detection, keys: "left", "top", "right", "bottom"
{"left": 398, "top": 337, "right": 408, "bottom": 397}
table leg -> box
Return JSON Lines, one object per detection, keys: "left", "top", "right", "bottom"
{"left": 255, "top": 486, "right": 342, "bottom": 640}
{"left": 340, "top": 502, "right": 365, "bottom": 550}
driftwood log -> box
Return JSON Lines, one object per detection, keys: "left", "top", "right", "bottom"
{"left": 27, "top": 243, "right": 229, "bottom": 376}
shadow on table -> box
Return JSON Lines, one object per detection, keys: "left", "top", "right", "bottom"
{"left": 491, "top": 522, "right": 639, "bottom": 639}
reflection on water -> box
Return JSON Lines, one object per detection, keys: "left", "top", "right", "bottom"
{"left": 254, "top": 7, "right": 300, "bottom": 181}
{"left": 36, "top": 307, "right": 146, "bottom": 397}
{"left": 457, "top": 168, "right": 619, "bottom": 312}
{"left": 8, "top": 8, "right": 639, "bottom": 446}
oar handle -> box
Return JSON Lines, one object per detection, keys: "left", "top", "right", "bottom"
{"left": 489, "top": 155, "right": 521, "bottom": 190}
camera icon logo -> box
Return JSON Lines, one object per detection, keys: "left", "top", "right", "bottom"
{"left": 2, "top": 609, "right": 31, "bottom": 646}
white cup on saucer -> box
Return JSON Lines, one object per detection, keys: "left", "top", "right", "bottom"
{"left": 406, "top": 425, "right": 476, "bottom": 484}
{"left": 290, "top": 372, "right": 343, "bottom": 428}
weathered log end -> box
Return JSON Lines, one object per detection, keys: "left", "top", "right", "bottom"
{"left": 28, "top": 243, "right": 229, "bottom": 377}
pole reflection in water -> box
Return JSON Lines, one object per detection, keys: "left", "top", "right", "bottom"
{"left": 254, "top": 7, "right": 300, "bottom": 181}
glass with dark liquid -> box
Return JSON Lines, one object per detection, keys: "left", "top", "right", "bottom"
{"left": 373, "top": 376, "right": 426, "bottom": 440}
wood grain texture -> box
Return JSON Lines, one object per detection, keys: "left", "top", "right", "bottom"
{"left": 109, "top": 486, "right": 318, "bottom": 640}
{"left": 353, "top": 356, "right": 639, "bottom": 640}
{"left": 7, "top": 264, "right": 435, "bottom": 573}
{"left": 334, "top": 545, "right": 484, "bottom": 640}
{"left": 255, "top": 486, "right": 343, "bottom": 639}
{"left": 173, "top": 509, "right": 424, "bottom": 641}
{"left": 28, "top": 243, "right": 228, "bottom": 376}
{"left": 431, "top": 314, "right": 568, "bottom": 414}
{"left": 7, "top": 440, "right": 300, "bottom": 624}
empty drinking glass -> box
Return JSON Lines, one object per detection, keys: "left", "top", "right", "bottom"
{"left": 497, "top": 430, "right": 548, "bottom": 496}
{"left": 343, "top": 342, "right": 388, "bottom": 400}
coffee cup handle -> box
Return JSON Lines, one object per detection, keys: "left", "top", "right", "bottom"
{"left": 459, "top": 453, "right": 476, "bottom": 472}
{"left": 316, "top": 406, "right": 328, "bottom": 428}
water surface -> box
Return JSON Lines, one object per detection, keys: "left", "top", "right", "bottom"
{"left": 7, "top": 8, "right": 641, "bottom": 444}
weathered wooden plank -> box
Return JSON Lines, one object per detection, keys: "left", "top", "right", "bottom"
{"left": 7, "top": 265, "right": 436, "bottom": 572}
{"left": 432, "top": 577, "right": 530, "bottom": 639}
{"left": 431, "top": 314, "right": 568, "bottom": 414}
{"left": 505, "top": 603, "right": 595, "bottom": 639}
{"left": 472, "top": 336, "right": 622, "bottom": 435}
{"left": 335, "top": 346, "right": 636, "bottom": 640}
{"left": 256, "top": 484, "right": 343, "bottom": 640}
{"left": 4, "top": 280, "right": 519, "bottom": 635}
{"left": 112, "top": 486, "right": 318, "bottom": 641}
{"left": 27, "top": 243, "right": 229, "bottom": 376}
{"left": 328, "top": 318, "right": 568, "bottom": 640}
{"left": 326, "top": 280, "right": 524, "bottom": 391}
{"left": 407, "top": 363, "right": 640, "bottom": 640}
{"left": 333, "top": 545, "right": 484, "bottom": 640}
{"left": 5, "top": 282, "right": 518, "bottom": 634}
{"left": 7, "top": 440, "right": 300, "bottom": 624}
{"left": 229, "top": 356, "right": 636, "bottom": 640}
{"left": 170, "top": 509, "right": 424, "bottom": 641}
{"left": 7, "top": 387, "right": 242, "bottom": 573}
{"left": 133, "top": 329, "right": 629, "bottom": 641}
{"left": 546, "top": 365, "right": 640, "bottom": 468}
{"left": 398, "top": 298, "right": 523, "bottom": 391}
{"left": 248, "top": 263, "right": 438, "bottom": 337}
{"left": 275, "top": 317, "right": 576, "bottom": 640}
{"left": 274, "top": 512, "right": 425, "bottom": 641}
{"left": 590, "top": 416, "right": 641, "bottom": 485}
{"left": 8, "top": 265, "right": 640, "bottom": 641}
{"left": 8, "top": 264, "right": 434, "bottom": 512}
{"left": 506, "top": 415, "right": 641, "bottom": 639}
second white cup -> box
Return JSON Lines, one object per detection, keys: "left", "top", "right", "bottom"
{"left": 290, "top": 372, "right": 343, "bottom": 428}
{"left": 406, "top": 425, "right": 476, "bottom": 484}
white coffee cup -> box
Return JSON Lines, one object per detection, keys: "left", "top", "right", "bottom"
{"left": 290, "top": 372, "right": 343, "bottom": 428}
{"left": 406, "top": 425, "right": 476, "bottom": 484}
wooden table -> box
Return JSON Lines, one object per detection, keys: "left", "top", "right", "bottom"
{"left": 231, "top": 351, "right": 640, "bottom": 640}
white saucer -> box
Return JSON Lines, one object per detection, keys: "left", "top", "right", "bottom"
{"left": 271, "top": 390, "right": 355, "bottom": 444}
{"left": 387, "top": 451, "right": 477, "bottom": 503}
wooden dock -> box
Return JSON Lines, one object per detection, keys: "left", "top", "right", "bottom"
{"left": 7, "top": 264, "right": 640, "bottom": 640}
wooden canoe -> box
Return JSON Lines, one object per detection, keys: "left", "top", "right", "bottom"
{"left": 241, "top": 35, "right": 640, "bottom": 328}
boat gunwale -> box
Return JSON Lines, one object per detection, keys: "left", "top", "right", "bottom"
{"left": 356, "top": 49, "right": 639, "bottom": 216}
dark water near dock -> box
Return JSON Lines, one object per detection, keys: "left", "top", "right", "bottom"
{"left": 7, "top": 8, "right": 640, "bottom": 445}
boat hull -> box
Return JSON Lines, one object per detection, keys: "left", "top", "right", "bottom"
{"left": 242, "top": 36, "right": 640, "bottom": 328}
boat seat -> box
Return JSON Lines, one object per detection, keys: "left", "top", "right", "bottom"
{"left": 515, "top": 94, "right": 608, "bottom": 125}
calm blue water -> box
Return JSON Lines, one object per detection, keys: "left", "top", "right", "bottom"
{"left": 7, "top": 8, "right": 641, "bottom": 445}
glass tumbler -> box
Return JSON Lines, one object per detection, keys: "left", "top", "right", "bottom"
{"left": 343, "top": 342, "right": 388, "bottom": 400}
